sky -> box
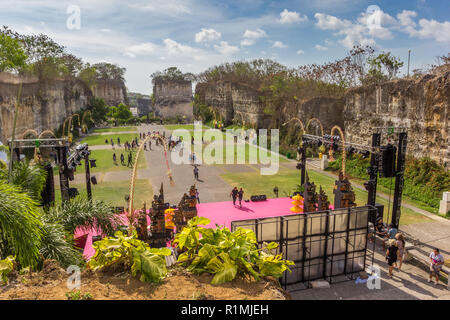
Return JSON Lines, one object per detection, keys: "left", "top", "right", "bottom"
{"left": 0, "top": 0, "right": 449, "bottom": 94}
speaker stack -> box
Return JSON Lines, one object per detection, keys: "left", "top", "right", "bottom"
{"left": 250, "top": 194, "right": 267, "bottom": 202}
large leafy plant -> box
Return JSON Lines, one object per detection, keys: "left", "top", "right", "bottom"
{"left": 88, "top": 231, "right": 171, "bottom": 283}
{"left": 174, "top": 217, "right": 294, "bottom": 285}
{"left": 0, "top": 256, "right": 15, "bottom": 285}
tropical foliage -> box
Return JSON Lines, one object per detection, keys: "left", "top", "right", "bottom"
{"left": 88, "top": 231, "right": 172, "bottom": 283}
{"left": 328, "top": 154, "right": 450, "bottom": 210}
{"left": 174, "top": 217, "right": 294, "bottom": 285}
{"left": 0, "top": 161, "right": 121, "bottom": 271}
{"left": 0, "top": 256, "right": 15, "bottom": 285}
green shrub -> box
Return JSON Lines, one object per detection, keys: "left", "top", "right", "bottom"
{"left": 88, "top": 230, "right": 171, "bottom": 283}
{"left": 328, "top": 154, "right": 450, "bottom": 209}
{"left": 174, "top": 217, "right": 294, "bottom": 285}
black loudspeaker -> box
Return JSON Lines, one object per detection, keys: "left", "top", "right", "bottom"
{"left": 379, "top": 144, "right": 397, "bottom": 178}
{"left": 41, "top": 164, "right": 55, "bottom": 206}
{"left": 250, "top": 195, "right": 267, "bottom": 202}
{"left": 68, "top": 188, "right": 79, "bottom": 199}
{"left": 369, "top": 203, "right": 384, "bottom": 224}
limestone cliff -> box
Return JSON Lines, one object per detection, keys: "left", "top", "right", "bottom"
{"left": 344, "top": 72, "right": 449, "bottom": 166}
{"left": 153, "top": 79, "right": 193, "bottom": 120}
{"left": 0, "top": 72, "right": 127, "bottom": 144}
{"left": 195, "top": 72, "right": 449, "bottom": 166}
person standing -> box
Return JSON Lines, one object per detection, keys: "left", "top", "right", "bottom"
{"left": 127, "top": 152, "right": 132, "bottom": 167}
{"left": 117, "top": 137, "right": 121, "bottom": 146}
{"left": 111, "top": 139, "right": 114, "bottom": 148}
{"left": 120, "top": 153, "right": 125, "bottom": 166}
{"left": 113, "top": 153, "right": 117, "bottom": 165}
{"left": 194, "top": 165, "right": 199, "bottom": 181}
{"left": 429, "top": 248, "right": 445, "bottom": 285}
{"left": 195, "top": 189, "right": 200, "bottom": 204}
{"left": 238, "top": 188, "right": 244, "bottom": 207}
{"left": 386, "top": 239, "right": 398, "bottom": 278}
{"left": 395, "top": 233, "right": 406, "bottom": 271}
{"left": 230, "top": 187, "right": 238, "bottom": 206}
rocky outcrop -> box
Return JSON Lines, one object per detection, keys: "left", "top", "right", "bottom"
{"left": 344, "top": 72, "right": 449, "bottom": 167}
{"left": 93, "top": 79, "right": 127, "bottom": 106}
{"left": 153, "top": 79, "right": 193, "bottom": 120}
{"left": 0, "top": 72, "right": 127, "bottom": 144}
{"left": 195, "top": 72, "right": 449, "bottom": 166}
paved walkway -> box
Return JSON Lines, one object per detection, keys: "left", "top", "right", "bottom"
{"left": 289, "top": 241, "right": 450, "bottom": 300}
{"left": 137, "top": 124, "right": 232, "bottom": 204}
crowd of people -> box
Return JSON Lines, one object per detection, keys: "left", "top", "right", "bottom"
{"left": 371, "top": 217, "right": 446, "bottom": 286}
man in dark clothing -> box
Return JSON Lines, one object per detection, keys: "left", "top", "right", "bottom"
{"left": 105, "top": 138, "right": 109, "bottom": 144}
{"left": 238, "top": 188, "right": 244, "bottom": 207}
{"left": 127, "top": 153, "right": 132, "bottom": 167}
{"left": 113, "top": 153, "right": 117, "bottom": 165}
{"left": 194, "top": 165, "right": 199, "bottom": 180}
{"left": 230, "top": 187, "right": 238, "bottom": 206}
{"left": 117, "top": 137, "right": 121, "bottom": 146}
{"left": 120, "top": 153, "right": 125, "bottom": 165}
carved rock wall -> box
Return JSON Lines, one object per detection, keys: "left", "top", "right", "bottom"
{"left": 93, "top": 79, "right": 127, "bottom": 106}
{"left": 0, "top": 72, "right": 127, "bottom": 144}
{"left": 344, "top": 73, "right": 449, "bottom": 166}
{"left": 195, "top": 73, "right": 449, "bottom": 166}
{"left": 153, "top": 80, "right": 193, "bottom": 120}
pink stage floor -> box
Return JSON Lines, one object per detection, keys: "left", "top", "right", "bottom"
{"left": 197, "top": 197, "right": 301, "bottom": 230}
{"left": 77, "top": 197, "right": 311, "bottom": 260}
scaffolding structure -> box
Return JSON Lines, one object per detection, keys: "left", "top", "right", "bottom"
{"left": 231, "top": 205, "right": 376, "bottom": 291}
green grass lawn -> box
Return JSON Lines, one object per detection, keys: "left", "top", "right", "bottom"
{"left": 164, "top": 124, "right": 196, "bottom": 131}
{"left": 170, "top": 130, "right": 288, "bottom": 164}
{"left": 220, "top": 168, "right": 431, "bottom": 226}
{"left": 81, "top": 133, "right": 139, "bottom": 146}
{"left": 82, "top": 149, "right": 146, "bottom": 173}
{"left": 55, "top": 179, "right": 153, "bottom": 207}
{"left": 53, "top": 149, "right": 146, "bottom": 176}
{"left": 93, "top": 126, "right": 137, "bottom": 133}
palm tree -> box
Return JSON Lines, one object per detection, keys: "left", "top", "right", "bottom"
{"left": 0, "top": 181, "right": 43, "bottom": 268}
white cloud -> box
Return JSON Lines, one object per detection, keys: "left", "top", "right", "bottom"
{"left": 241, "top": 28, "right": 266, "bottom": 46}
{"left": 315, "top": 44, "right": 328, "bottom": 51}
{"left": 214, "top": 41, "right": 239, "bottom": 55}
{"left": 195, "top": 28, "right": 221, "bottom": 43}
{"left": 243, "top": 28, "right": 266, "bottom": 39}
{"left": 124, "top": 42, "right": 158, "bottom": 58}
{"left": 314, "top": 12, "right": 379, "bottom": 49}
{"left": 163, "top": 38, "right": 196, "bottom": 56}
{"left": 273, "top": 41, "right": 288, "bottom": 48}
{"left": 279, "top": 9, "right": 308, "bottom": 24}
{"left": 296, "top": 49, "right": 305, "bottom": 54}
{"left": 240, "top": 38, "right": 255, "bottom": 46}
{"left": 397, "top": 10, "right": 450, "bottom": 43}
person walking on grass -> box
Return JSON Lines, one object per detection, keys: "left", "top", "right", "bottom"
{"left": 127, "top": 152, "right": 132, "bottom": 167}
{"left": 111, "top": 139, "right": 114, "bottom": 148}
{"left": 193, "top": 165, "right": 199, "bottom": 181}
{"left": 395, "top": 233, "right": 406, "bottom": 271}
{"left": 112, "top": 153, "right": 117, "bottom": 165}
{"left": 117, "top": 137, "right": 121, "bottom": 146}
{"left": 386, "top": 239, "right": 398, "bottom": 278}
{"left": 238, "top": 188, "right": 244, "bottom": 207}
{"left": 230, "top": 187, "right": 238, "bottom": 206}
{"left": 120, "top": 153, "right": 125, "bottom": 166}
{"left": 429, "top": 248, "right": 445, "bottom": 285}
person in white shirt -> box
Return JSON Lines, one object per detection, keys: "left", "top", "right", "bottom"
{"left": 428, "top": 248, "right": 445, "bottom": 285}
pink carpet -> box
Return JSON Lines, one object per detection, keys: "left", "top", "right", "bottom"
{"left": 197, "top": 197, "right": 302, "bottom": 230}
{"left": 76, "top": 197, "right": 328, "bottom": 260}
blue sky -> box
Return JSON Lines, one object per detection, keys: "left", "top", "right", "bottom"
{"left": 0, "top": 0, "right": 449, "bottom": 93}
